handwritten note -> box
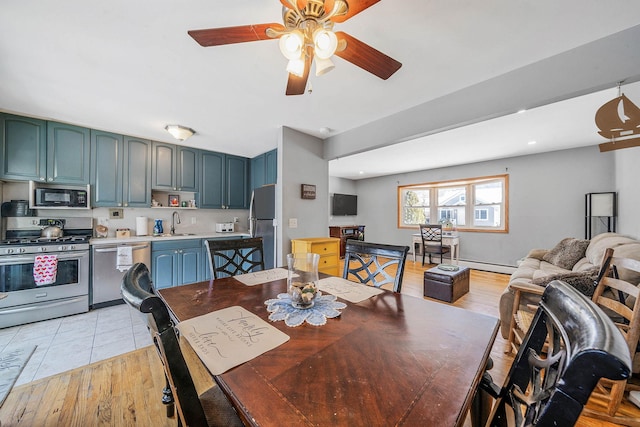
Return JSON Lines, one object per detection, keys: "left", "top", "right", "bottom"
{"left": 177, "top": 306, "right": 289, "bottom": 375}
{"left": 233, "top": 268, "right": 289, "bottom": 286}
{"left": 318, "top": 277, "right": 384, "bottom": 303}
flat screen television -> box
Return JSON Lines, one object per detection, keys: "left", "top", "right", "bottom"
{"left": 332, "top": 193, "right": 357, "bottom": 216}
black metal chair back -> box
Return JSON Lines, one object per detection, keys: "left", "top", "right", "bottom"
{"left": 205, "top": 237, "right": 265, "bottom": 279}
{"left": 121, "top": 263, "right": 242, "bottom": 427}
{"left": 419, "top": 223, "right": 451, "bottom": 265}
{"left": 342, "top": 240, "right": 409, "bottom": 293}
{"left": 476, "top": 280, "right": 632, "bottom": 427}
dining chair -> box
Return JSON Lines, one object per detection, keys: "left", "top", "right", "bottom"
{"left": 419, "top": 223, "right": 451, "bottom": 265}
{"left": 581, "top": 249, "right": 640, "bottom": 425}
{"left": 342, "top": 240, "right": 410, "bottom": 293}
{"left": 473, "top": 279, "right": 632, "bottom": 427}
{"left": 121, "top": 263, "right": 244, "bottom": 427}
{"left": 205, "top": 237, "right": 265, "bottom": 279}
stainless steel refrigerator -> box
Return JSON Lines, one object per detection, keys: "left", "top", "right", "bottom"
{"left": 250, "top": 184, "right": 277, "bottom": 269}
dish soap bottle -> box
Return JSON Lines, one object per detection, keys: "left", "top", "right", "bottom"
{"left": 153, "top": 219, "right": 164, "bottom": 235}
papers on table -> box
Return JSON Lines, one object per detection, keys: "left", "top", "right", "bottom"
{"left": 233, "top": 268, "right": 289, "bottom": 286}
{"left": 177, "top": 306, "right": 289, "bottom": 375}
{"left": 318, "top": 277, "right": 384, "bottom": 303}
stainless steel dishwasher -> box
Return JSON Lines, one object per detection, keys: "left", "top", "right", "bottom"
{"left": 91, "top": 241, "right": 151, "bottom": 308}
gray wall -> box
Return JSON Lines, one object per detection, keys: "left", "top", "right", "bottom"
{"left": 614, "top": 146, "right": 640, "bottom": 238}
{"left": 278, "top": 127, "right": 329, "bottom": 264}
{"left": 349, "top": 145, "right": 616, "bottom": 267}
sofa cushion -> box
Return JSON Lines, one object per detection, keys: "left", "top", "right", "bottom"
{"left": 542, "top": 237, "right": 590, "bottom": 270}
{"left": 531, "top": 267, "right": 600, "bottom": 297}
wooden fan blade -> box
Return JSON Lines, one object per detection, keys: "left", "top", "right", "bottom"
{"left": 333, "top": 31, "right": 401, "bottom": 79}
{"left": 188, "top": 23, "right": 285, "bottom": 47}
{"left": 326, "top": 0, "right": 380, "bottom": 23}
{"left": 280, "top": 0, "right": 307, "bottom": 10}
{"left": 286, "top": 47, "right": 313, "bottom": 95}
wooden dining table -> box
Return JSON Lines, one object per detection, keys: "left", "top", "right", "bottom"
{"left": 157, "top": 274, "right": 499, "bottom": 426}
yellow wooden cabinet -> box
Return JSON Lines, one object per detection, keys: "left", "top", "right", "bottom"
{"left": 291, "top": 237, "right": 340, "bottom": 276}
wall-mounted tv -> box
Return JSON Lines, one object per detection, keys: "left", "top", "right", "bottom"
{"left": 332, "top": 193, "right": 357, "bottom": 216}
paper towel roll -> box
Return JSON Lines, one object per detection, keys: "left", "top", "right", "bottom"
{"left": 136, "top": 217, "right": 148, "bottom": 236}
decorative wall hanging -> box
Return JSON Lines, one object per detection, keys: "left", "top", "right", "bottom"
{"left": 301, "top": 184, "right": 316, "bottom": 199}
{"left": 596, "top": 83, "right": 640, "bottom": 152}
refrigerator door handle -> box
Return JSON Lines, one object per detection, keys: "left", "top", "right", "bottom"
{"left": 249, "top": 191, "right": 255, "bottom": 237}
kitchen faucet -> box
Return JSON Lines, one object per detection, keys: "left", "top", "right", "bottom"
{"left": 171, "top": 211, "right": 181, "bottom": 235}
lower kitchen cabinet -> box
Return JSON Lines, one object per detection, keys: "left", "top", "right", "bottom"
{"left": 151, "top": 239, "right": 204, "bottom": 288}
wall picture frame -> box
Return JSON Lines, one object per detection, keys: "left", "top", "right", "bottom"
{"left": 301, "top": 184, "right": 316, "bottom": 200}
{"left": 169, "top": 194, "right": 180, "bottom": 207}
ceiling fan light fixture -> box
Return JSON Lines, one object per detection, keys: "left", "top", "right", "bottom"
{"left": 279, "top": 30, "right": 304, "bottom": 60}
{"left": 315, "top": 56, "right": 335, "bottom": 76}
{"left": 286, "top": 58, "right": 305, "bottom": 77}
{"left": 165, "top": 124, "right": 195, "bottom": 141}
{"left": 313, "top": 28, "right": 338, "bottom": 59}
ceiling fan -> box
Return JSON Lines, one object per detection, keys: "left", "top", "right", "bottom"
{"left": 188, "top": 0, "right": 402, "bottom": 95}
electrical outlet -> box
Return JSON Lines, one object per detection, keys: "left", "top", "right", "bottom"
{"left": 289, "top": 218, "right": 298, "bottom": 228}
{"left": 109, "top": 209, "right": 123, "bottom": 219}
{"left": 191, "top": 217, "right": 196, "bottom": 225}
{"left": 233, "top": 217, "right": 239, "bottom": 223}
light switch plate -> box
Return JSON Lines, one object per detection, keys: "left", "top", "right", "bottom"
{"left": 289, "top": 218, "right": 298, "bottom": 228}
{"left": 109, "top": 208, "right": 124, "bottom": 219}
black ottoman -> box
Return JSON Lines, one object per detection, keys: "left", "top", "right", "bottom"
{"left": 423, "top": 266, "right": 470, "bottom": 302}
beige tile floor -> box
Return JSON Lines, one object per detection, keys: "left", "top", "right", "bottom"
{"left": 0, "top": 304, "right": 152, "bottom": 387}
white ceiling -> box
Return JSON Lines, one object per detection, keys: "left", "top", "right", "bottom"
{"left": 2, "top": 1, "right": 640, "bottom": 180}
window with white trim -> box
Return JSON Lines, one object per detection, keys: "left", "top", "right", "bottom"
{"left": 398, "top": 175, "right": 508, "bottom": 232}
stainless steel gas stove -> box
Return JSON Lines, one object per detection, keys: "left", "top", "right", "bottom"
{"left": 0, "top": 217, "right": 92, "bottom": 328}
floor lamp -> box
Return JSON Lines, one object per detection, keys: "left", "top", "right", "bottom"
{"left": 585, "top": 192, "right": 617, "bottom": 239}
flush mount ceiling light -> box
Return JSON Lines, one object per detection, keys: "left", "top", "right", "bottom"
{"left": 187, "top": 0, "right": 402, "bottom": 96}
{"left": 165, "top": 125, "right": 195, "bottom": 141}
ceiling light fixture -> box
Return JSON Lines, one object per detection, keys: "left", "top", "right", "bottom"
{"left": 165, "top": 125, "right": 195, "bottom": 141}
{"left": 272, "top": 0, "right": 347, "bottom": 79}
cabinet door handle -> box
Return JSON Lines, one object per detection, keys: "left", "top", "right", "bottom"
{"left": 47, "top": 177, "right": 53, "bottom": 182}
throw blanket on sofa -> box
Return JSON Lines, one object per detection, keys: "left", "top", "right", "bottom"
{"left": 531, "top": 267, "right": 600, "bottom": 297}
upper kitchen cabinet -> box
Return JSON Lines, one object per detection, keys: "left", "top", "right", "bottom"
{"left": 200, "top": 151, "right": 249, "bottom": 209}
{"left": 226, "top": 155, "right": 249, "bottom": 209}
{"left": 151, "top": 142, "right": 199, "bottom": 192}
{"left": 250, "top": 149, "right": 277, "bottom": 190}
{"left": 1, "top": 114, "right": 46, "bottom": 181}
{"left": 123, "top": 136, "right": 152, "bottom": 207}
{"left": 46, "top": 121, "right": 91, "bottom": 184}
{"left": 1, "top": 116, "right": 90, "bottom": 184}
{"left": 91, "top": 131, "right": 151, "bottom": 207}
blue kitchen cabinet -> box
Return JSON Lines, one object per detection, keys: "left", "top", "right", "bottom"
{"left": 200, "top": 151, "right": 224, "bottom": 208}
{"left": 200, "top": 151, "right": 248, "bottom": 209}
{"left": 1, "top": 117, "right": 90, "bottom": 184}
{"left": 226, "top": 154, "right": 249, "bottom": 209}
{"left": 123, "top": 136, "right": 152, "bottom": 207}
{"left": 152, "top": 142, "right": 199, "bottom": 192}
{"left": 265, "top": 149, "right": 277, "bottom": 185}
{"left": 1, "top": 114, "right": 47, "bottom": 181}
{"left": 250, "top": 149, "right": 277, "bottom": 192}
{"left": 151, "top": 239, "right": 204, "bottom": 288}
{"left": 91, "top": 132, "right": 151, "bottom": 207}
{"left": 46, "top": 121, "right": 91, "bottom": 184}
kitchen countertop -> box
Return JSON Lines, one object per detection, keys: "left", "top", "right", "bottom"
{"left": 90, "top": 232, "right": 250, "bottom": 246}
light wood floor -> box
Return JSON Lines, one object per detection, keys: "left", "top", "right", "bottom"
{"left": 1, "top": 260, "right": 638, "bottom": 426}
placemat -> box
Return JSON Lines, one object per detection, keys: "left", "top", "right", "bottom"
{"left": 177, "top": 306, "right": 289, "bottom": 375}
{"left": 233, "top": 268, "right": 289, "bottom": 286}
{"left": 318, "top": 276, "right": 384, "bottom": 303}
{"left": 0, "top": 345, "right": 36, "bottom": 406}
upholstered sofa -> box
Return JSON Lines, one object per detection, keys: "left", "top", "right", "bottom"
{"left": 498, "top": 232, "right": 640, "bottom": 339}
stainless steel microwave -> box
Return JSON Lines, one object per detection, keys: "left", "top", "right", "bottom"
{"left": 34, "top": 188, "right": 88, "bottom": 208}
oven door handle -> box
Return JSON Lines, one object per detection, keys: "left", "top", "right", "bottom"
{"left": 0, "top": 251, "right": 88, "bottom": 265}
{"left": 93, "top": 244, "right": 150, "bottom": 253}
